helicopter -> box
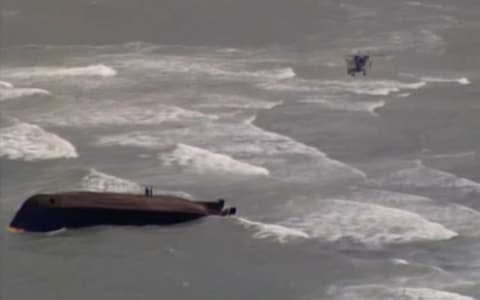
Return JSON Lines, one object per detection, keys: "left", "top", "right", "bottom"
{"left": 345, "top": 53, "right": 372, "bottom": 76}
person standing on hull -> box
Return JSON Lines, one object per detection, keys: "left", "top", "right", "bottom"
{"left": 144, "top": 186, "right": 153, "bottom": 197}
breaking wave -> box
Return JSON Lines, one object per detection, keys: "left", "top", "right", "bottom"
{"left": 347, "top": 188, "right": 480, "bottom": 236}
{"left": 1, "top": 64, "right": 117, "bottom": 79}
{"left": 279, "top": 199, "right": 457, "bottom": 247}
{"left": 97, "top": 119, "right": 365, "bottom": 182}
{"left": 82, "top": 168, "right": 194, "bottom": 199}
{"left": 0, "top": 82, "right": 51, "bottom": 101}
{"left": 328, "top": 285, "right": 475, "bottom": 300}
{"left": 0, "top": 120, "right": 78, "bottom": 161}
{"left": 160, "top": 143, "right": 270, "bottom": 176}
{"left": 236, "top": 217, "right": 310, "bottom": 243}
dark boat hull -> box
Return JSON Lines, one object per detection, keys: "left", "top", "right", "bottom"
{"left": 9, "top": 192, "right": 236, "bottom": 233}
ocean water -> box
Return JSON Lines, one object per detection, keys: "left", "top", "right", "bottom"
{"left": 1, "top": 0, "right": 480, "bottom": 299}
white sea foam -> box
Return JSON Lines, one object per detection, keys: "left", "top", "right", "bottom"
{"left": 34, "top": 103, "right": 216, "bottom": 127}
{"left": 260, "top": 79, "right": 426, "bottom": 96}
{"left": 195, "top": 94, "right": 283, "bottom": 110}
{"left": 457, "top": 78, "right": 471, "bottom": 85}
{"left": 98, "top": 120, "right": 366, "bottom": 182}
{"left": 82, "top": 169, "right": 143, "bottom": 193}
{"left": 421, "top": 76, "right": 471, "bottom": 85}
{"left": 0, "top": 81, "right": 14, "bottom": 88}
{"left": 376, "top": 160, "right": 480, "bottom": 192}
{"left": 329, "top": 285, "right": 475, "bottom": 300}
{"left": 82, "top": 168, "right": 194, "bottom": 199}
{"left": 430, "top": 151, "right": 476, "bottom": 159}
{"left": 281, "top": 199, "right": 457, "bottom": 247}
{"left": 405, "top": 1, "right": 448, "bottom": 11}
{"left": 344, "top": 80, "right": 426, "bottom": 96}
{"left": 398, "top": 288, "right": 476, "bottom": 300}
{"left": 0, "top": 86, "right": 51, "bottom": 101}
{"left": 392, "top": 258, "right": 410, "bottom": 265}
{"left": 397, "top": 92, "right": 411, "bottom": 98}
{"left": 0, "top": 121, "right": 78, "bottom": 161}
{"left": 300, "top": 98, "right": 385, "bottom": 116}
{"left": 347, "top": 188, "right": 480, "bottom": 236}
{"left": 252, "top": 67, "right": 295, "bottom": 80}
{"left": 220, "top": 122, "right": 367, "bottom": 180}
{"left": 236, "top": 217, "right": 310, "bottom": 243}
{"left": 1, "top": 64, "right": 117, "bottom": 79}
{"left": 160, "top": 143, "right": 270, "bottom": 176}
{"left": 121, "top": 57, "right": 295, "bottom": 80}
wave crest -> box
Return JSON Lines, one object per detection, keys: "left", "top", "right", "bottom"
{"left": 160, "top": 143, "right": 270, "bottom": 176}
{"left": 281, "top": 199, "right": 457, "bottom": 247}
{"left": 0, "top": 121, "right": 78, "bottom": 161}
{"left": 236, "top": 217, "right": 310, "bottom": 243}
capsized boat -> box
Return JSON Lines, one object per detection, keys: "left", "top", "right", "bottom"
{"left": 8, "top": 190, "right": 236, "bottom": 233}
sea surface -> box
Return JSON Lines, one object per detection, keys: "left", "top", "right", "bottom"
{"left": 1, "top": 0, "right": 480, "bottom": 299}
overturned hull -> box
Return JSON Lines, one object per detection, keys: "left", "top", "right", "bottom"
{"left": 8, "top": 192, "right": 236, "bottom": 233}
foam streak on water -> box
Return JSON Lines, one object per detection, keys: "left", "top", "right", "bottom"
{"left": 0, "top": 82, "right": 51, "bottom": 101}
{"left": 1, "top": 64, "right": 117, "bottom": 79}
{"left": 119, "top": 56, "right": 295, "bottom": 80}
{"left": 260, "top": 79, "right": 426, "bottom": 96}
{"left": 300, "top": 98, "right": 385, "bottom": 116}
{"left": 376, "top": 160, "right": 480, "bottom": 192}
{"left": 32, "top": 102, "right": 217, "bottom": 127}
{"left": 421, "top": 76, "right": 471, "bottom": 85}
{"left": 329, "top": 285, "right": 476, "bottom": 300}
